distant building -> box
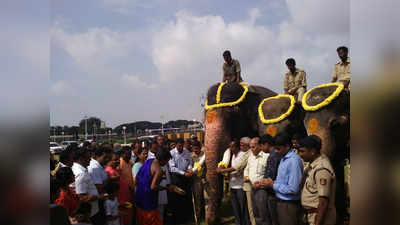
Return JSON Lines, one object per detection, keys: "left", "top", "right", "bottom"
{"left": 100, "top": 120, "right": 106, "bottom": 129}
{"left": 188, "top": 123, "right": 202, "bottom": 129}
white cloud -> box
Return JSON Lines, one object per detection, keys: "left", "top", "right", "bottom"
{"left": 285, "top": 0, "right": 349, "bottom": 34}
{"left": 152, "top": 9, "right": 279, "bottom": 85}
{"left": 51, "top": 27, "right": 131, "bottom": 69}
{"left": 50, "top": 3, "right": 349, "bottom": 126}
{"left": 50, "top": 80, "right": 76, "bottom": 96}
{"left": 121, "top": 74, "right": 159, "bottom": 89}
{"left": 151, "top": 8, "right": 348, "bottom": 91}
{"left": 278, "top": 22, "right": 304, "bottom": 46}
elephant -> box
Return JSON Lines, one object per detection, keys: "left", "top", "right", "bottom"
{"left": 257, "top": 94, "right": 307, "bottom": 139}
{"left": 203, "top": 82, "right": 275, "bottom": 224}
{"left": 302, "top": 83, "right": 350, "bottom": 224}
{"left": 203, "top": 82, "right": 307, "bottom": 225}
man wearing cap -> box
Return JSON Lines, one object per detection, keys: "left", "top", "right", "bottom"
{"left": 298, "top": 135, "right": 336, "bottom": 225}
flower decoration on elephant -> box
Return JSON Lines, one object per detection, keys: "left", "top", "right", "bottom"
{"left": 302, "top": 82, "right": 344, "bottom": 111}
{"left": 205, "top": 82, "right": 249, "bottom": 110}
{"left": 258, "top": 94, "right": 296, "bottom": 124}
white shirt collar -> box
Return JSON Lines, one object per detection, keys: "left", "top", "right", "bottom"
{"left": 73, "top": 162, "right": 87, "bottom": 173}
{"left": 173, "top": 147, "right": 187, "bottom": 155}
{"left": 252, "top": 151, "right": 264, "bottom": 158}
{"left": 90, "top": 158, "right": 103, "bottom": 168}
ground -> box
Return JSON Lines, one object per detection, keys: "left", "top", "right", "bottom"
{"left": 170, "top": 196, "right": 236, "bottom": 225}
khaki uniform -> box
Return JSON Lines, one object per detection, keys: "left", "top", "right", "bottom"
{"left": 223, "top": 59, "right": 241, "bottom": 83}
{"left": 301, "top": 154, "right": 336, "bottom": 225}
{"left": 332, "top": 57, "right": 350, "bottom": 89}
{"left": 284, "top": 69, "right": 307, "bottom": 103}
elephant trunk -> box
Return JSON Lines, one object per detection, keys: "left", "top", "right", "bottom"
{"left": 204, "top": 110, "right": 231, "bottom": 225}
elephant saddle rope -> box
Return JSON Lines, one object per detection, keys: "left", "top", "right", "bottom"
{"left": 302, "top": 82, "right": 344, "bottom": 111}
{"left": 258, "top": 94, "right": 296, "bottom": 124}
{"left": 204, "top": 82, "right": 249, "bottom": 110}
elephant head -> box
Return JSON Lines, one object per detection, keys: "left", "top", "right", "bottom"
{"left": 258, "top": 94, "right": 307, "bottom": 139}
{"left": 203, "top": 82, "right": 275, "bottom": 225}
{"left": 302, "top": 83, "right": 350, "bottom": 224}
{"left": 302, "top": 83, "right": 349, "bottom": 159}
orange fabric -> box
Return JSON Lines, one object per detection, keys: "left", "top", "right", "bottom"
{"left": 54, "top": 187, "right": 79, "bottom": 216}
{"left": 105, "top": 165, "right": 133, "bottom": 225}
{"left": 120, "top": 158, "right": 134, "bottom": 189}
{"left": 136, "top": 208, "right": 163, "bottom": 225}
{"left": 119, "top": 159, "right": 135, "bottom": 225}
{"left": 105, "top": 166, "right": 131, "bottom": 203}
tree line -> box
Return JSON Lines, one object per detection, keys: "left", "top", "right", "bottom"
{"left": 50, "top": 117, "right": 200, "bottom": 136}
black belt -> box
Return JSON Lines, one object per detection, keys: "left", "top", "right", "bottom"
{"left": 276, "top": 199, "right": 300, "bottom": 204}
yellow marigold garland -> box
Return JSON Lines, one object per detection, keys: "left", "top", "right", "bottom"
{"left": 302, "top": 83, "right": 344, "bottom": 111}
{"left": 218, "top": 161, "right": 228, "bottom": 168}
{"left": 258, "top": 94, "right": 296, "bottom": 124}
{"left": 205, "top": 82, "right": 249, "bottom": 110}
{"left": 216, "top": 82, "right": 226, "bottom": 104}
{"left": 194, "top": 162, "right": 202, "bottom": 177}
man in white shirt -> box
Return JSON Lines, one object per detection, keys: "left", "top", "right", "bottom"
{"left": 51, "top": 147, "right": 74, "bottom": 176}
{"left": 218, "top": 139, "right": 250, "bottom": 225}
{"left": 168, "top": 138, "right": 194, "bottom": 224}
{"left": 88, "top": 147, "right": 111, "bottom": 193}
{"left": 147, "top": 140, "right": 159, "bottom": 160}
{"left": 238, "top": 137, "right": 256, "bottom": 225}
{"left": 244, "top": 137, "right": 269, "bottom": 225}
{"left": 220, "top": 145, "right": 232, "bottom": 201}
{"left": 72, "top": 148, "right": 106, "bottom": 225}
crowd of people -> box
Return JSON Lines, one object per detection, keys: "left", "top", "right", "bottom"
{"left": 215, "top": 133, "right": 337, "bottom": 225}
{"left": 50, "top": 131, "right": 337, "bottom": 225}
{"left": 50, "top": 135, "right": 209, "bottom": 225}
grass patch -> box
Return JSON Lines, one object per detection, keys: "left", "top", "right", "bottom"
{"left": 182, "top": 197, "right": 235, "bottom": 225}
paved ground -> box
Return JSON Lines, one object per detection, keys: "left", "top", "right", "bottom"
{"left": 168, "top": 197, "right": 236, "bottom": 225}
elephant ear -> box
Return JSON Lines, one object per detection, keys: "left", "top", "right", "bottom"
{"left": 302, "top": 83, "right": 344, "bottom": 111}
{"left": 259, "top": 94, "right": 296, "bottom": 124}
{"left": 206, "top": 83, "right": 220, "bottom": 105}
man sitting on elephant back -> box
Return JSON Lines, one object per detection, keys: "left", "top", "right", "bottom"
{"left": 284, "top": 58, "right": 307, "bottom": 103}
{"left": 331, "top": 46, "right": 350, "bottom": 90}
{"left": 222, "top": 50, "right": 243, "bottom": 83}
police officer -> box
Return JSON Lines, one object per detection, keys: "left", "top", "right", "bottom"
{"left": 298, "top": 135, "right": 336, "bottom": 225}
